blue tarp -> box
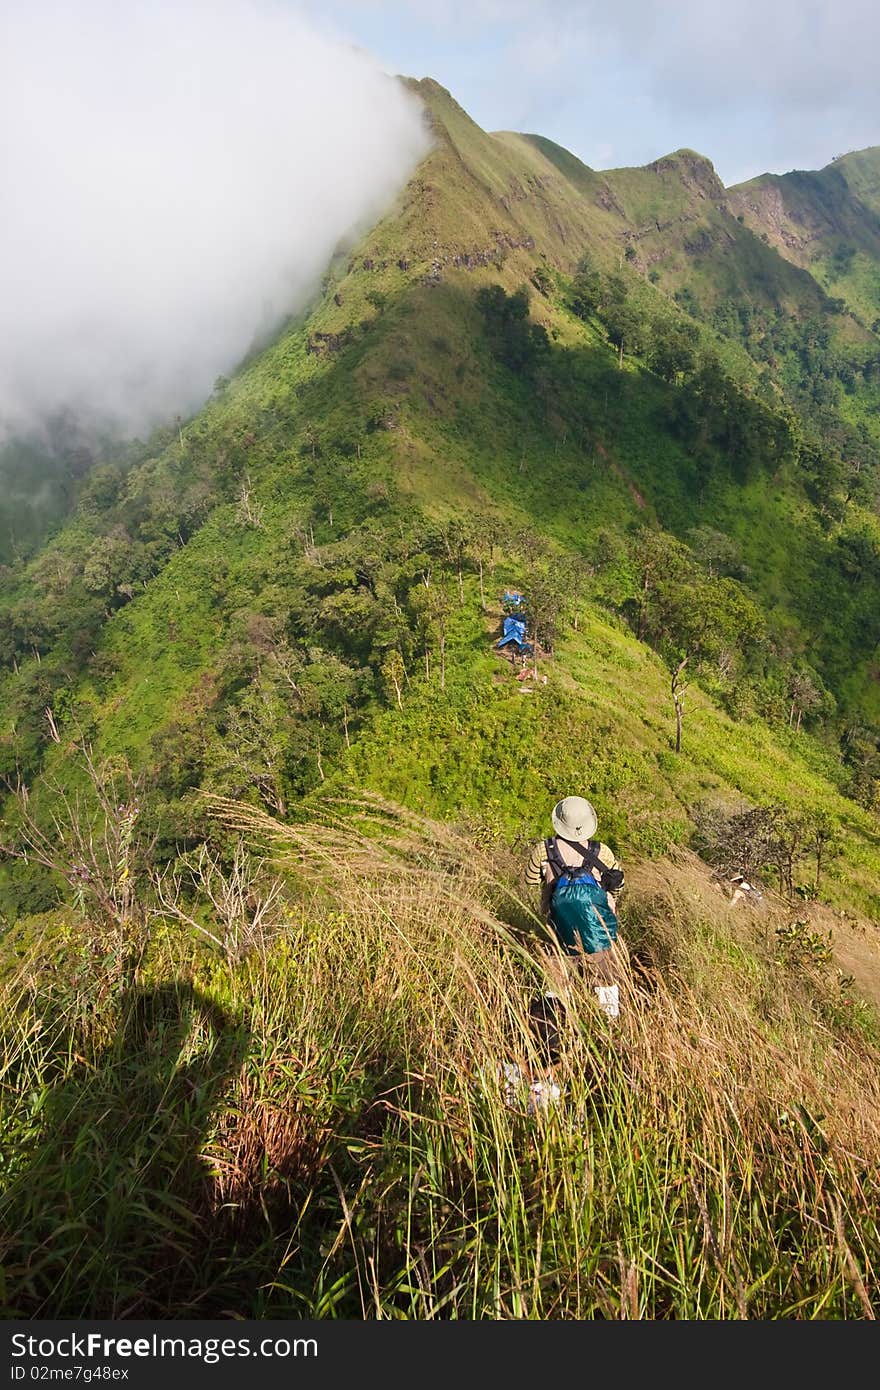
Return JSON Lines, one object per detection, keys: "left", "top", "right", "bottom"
{"left": 497, "top": 615, "right": 530, "bottom": 650}
{"left": 503, "top": 590, "right": 525, "bottom": 608}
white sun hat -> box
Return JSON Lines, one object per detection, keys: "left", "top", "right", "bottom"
{"left": 551, "top": 795, "right": 598, "bottom": 842}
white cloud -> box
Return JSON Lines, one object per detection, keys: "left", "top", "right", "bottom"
{"left": 0, "top": 0, "right": 429, "bottom": 439}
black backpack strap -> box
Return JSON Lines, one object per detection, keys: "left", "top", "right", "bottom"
{"left": 553, "top": 834, "right": 620, "bottom": 889}
{"left": 565, "top": 838, "right": 625, "bottom": 892}
{"left": 562, "top": 837, "right": 605, "bottom": 877}
{"left": 545, "top": 837, "right": 568, "bottom": 881}
{"left": 548, "top": 836, "right": 622, "bottom": 890}
{"left": 546, "top": 836, "right": 600, "bottom": 882}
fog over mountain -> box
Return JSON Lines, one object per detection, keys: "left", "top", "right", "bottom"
{"left": 0, "top": 0, "right": 429, "bottom": 441}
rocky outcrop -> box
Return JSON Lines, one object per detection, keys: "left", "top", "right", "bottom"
{"left": 451, "top": 232, "right": 535, "bottom": 269}
{"left": 594, "top": 183, "right": 626, "bottom": 218}
{"left": 646, "top": 150, "right": 726, "bottom": 202}
{"left": 306, "top": 329, "right": 351, "bottom": 356}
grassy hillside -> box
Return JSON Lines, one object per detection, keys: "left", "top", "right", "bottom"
{"left": 1, "top": 77, "right": 880, "bottom": 1320}
{"left": 729, "top": 148, "right": 880, "bottom": 327}
{"left": 1, "top": 802, "right": 877, "bottom": 1319}
{"left": 3, "top": 79, "right": 880, "bottom": 894}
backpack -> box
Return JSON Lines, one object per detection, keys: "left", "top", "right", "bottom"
{"left": 545, "top": 837, "right": 620, "bottom": 956}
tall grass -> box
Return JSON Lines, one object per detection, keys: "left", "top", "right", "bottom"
{"left": 1, "top": 798, "right": 877, "bottom": 1318}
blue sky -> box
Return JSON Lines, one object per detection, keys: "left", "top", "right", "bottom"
{"left": 302, "top": 0, "right": 880, "bottom": 186}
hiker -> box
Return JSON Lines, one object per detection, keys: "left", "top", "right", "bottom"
{"left": 725, "top": 870, "right": 763, "bottom": 908}
{"left": 525, "top": 796, "right": 625, "bottom": 1019}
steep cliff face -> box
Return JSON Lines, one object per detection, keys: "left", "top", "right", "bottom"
{"left": 729, "top": 148, "right": 880, "bottom": 323}
{"left": 646, "top": 149, "right": 727, "bottom": 203}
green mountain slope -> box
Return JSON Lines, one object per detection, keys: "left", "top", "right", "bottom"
{"left": 2, "top": 78, "right": 880, "bottom": 929}
{"left": 729, "top": 147, "right": 880, "bottom": 326}
{"left": 3, "top": 76, "right": 880, "bottom": 1325}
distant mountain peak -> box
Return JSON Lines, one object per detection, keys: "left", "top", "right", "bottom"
{"left": 645, "top": 149, "right": 726, "bottom": 201}
{"left": 828, "top": 144, "right": 880, "bottom": 168}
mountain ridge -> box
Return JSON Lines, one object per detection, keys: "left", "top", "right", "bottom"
{"left": 2, "top": 73, "right": 880, "bottom": 1323}
{"left": 1, "top": 76, "right": 880, "bottom": 925}
{"left": 728, "top": 145, "right": 880, "bottom": 325}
